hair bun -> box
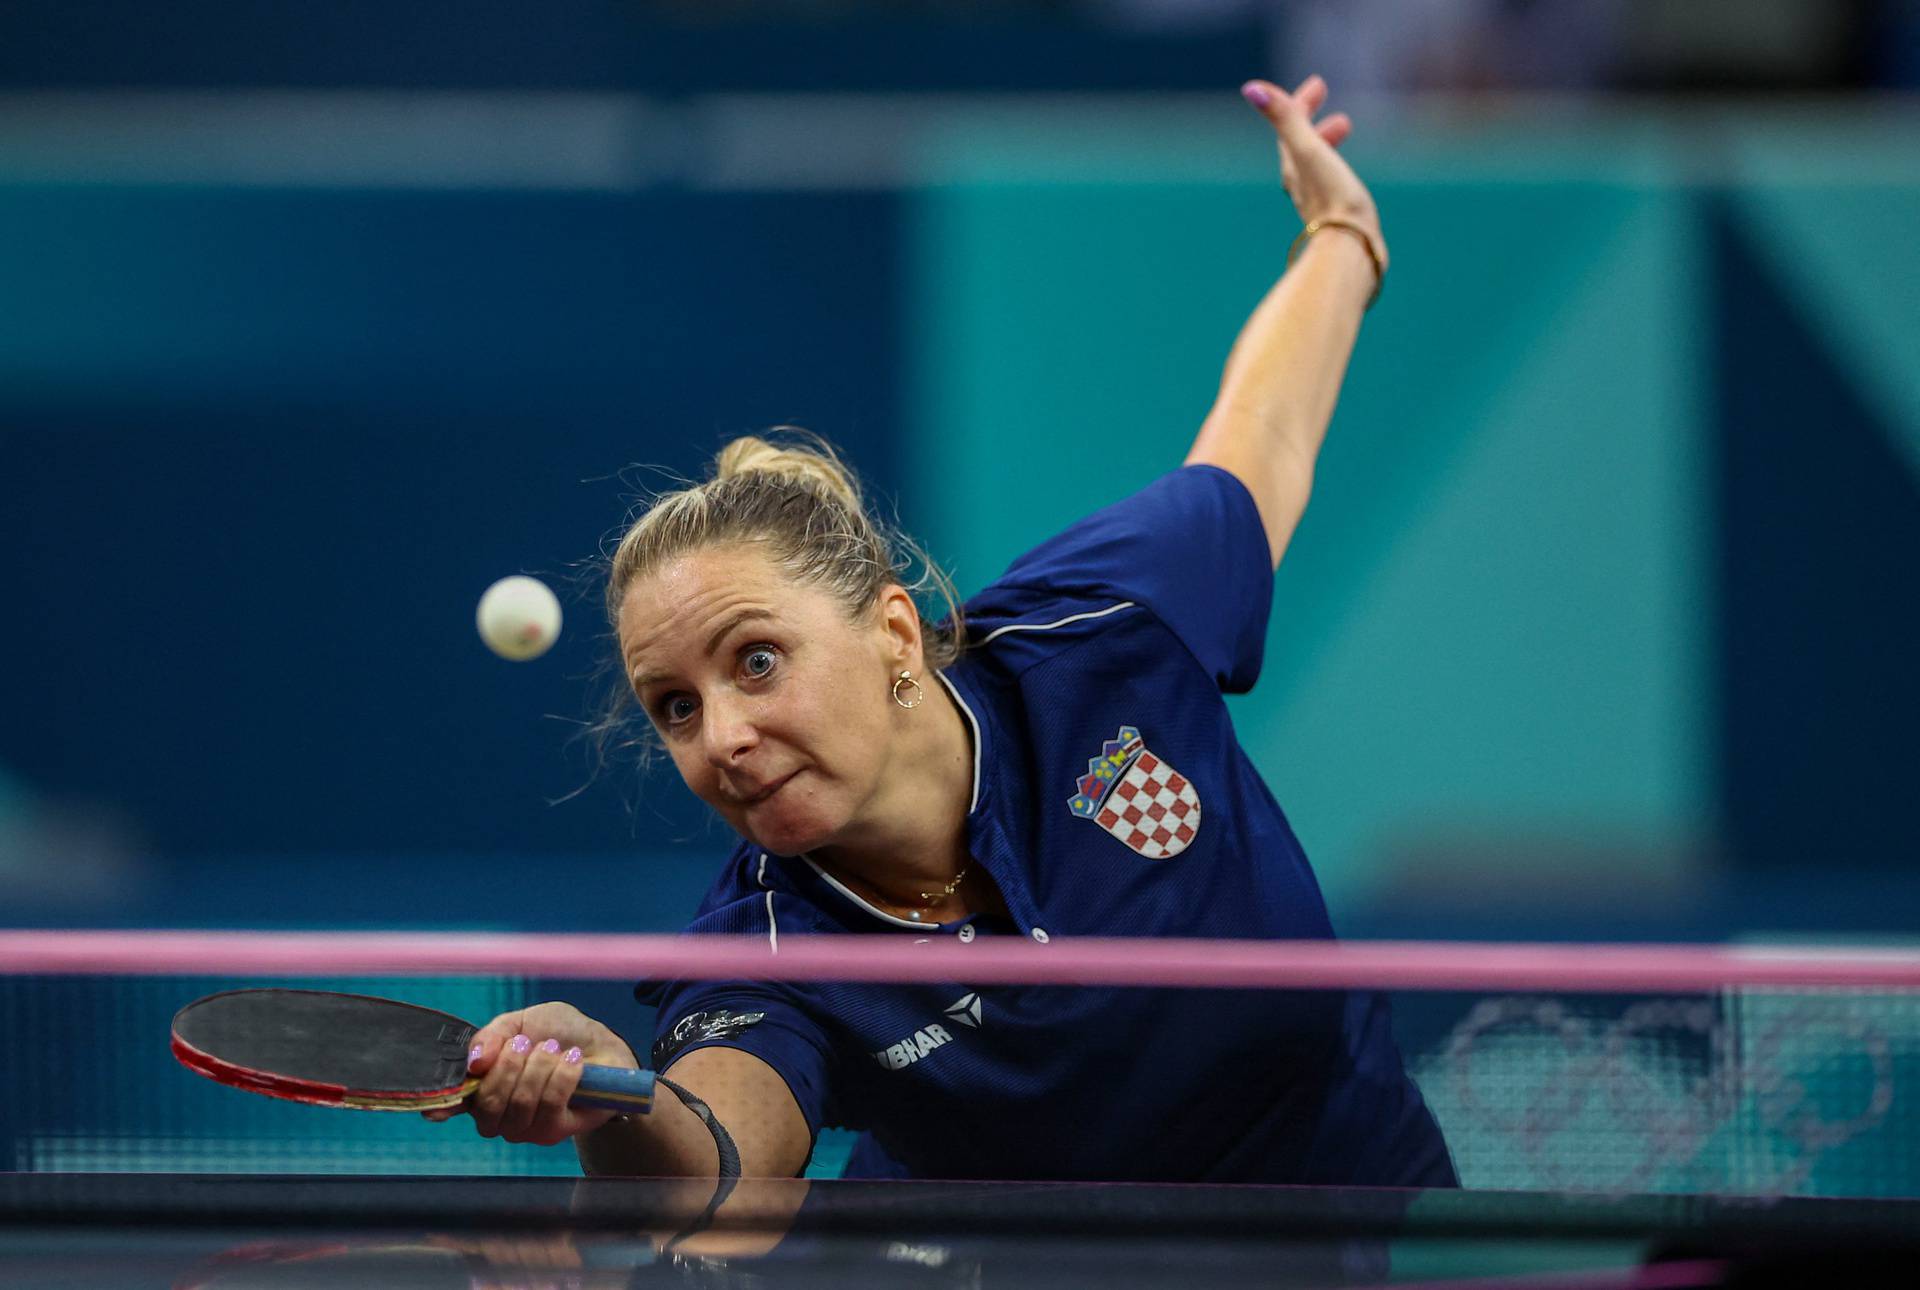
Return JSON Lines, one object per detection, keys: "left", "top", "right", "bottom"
{"left": 713, "top": 429, "right": 863, "bottom": 513}
{"left": 604, "top": 425, "right": 964, "bottom": 692}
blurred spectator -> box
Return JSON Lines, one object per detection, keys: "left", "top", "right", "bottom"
{"left": 1618, "top": 0, "right": 1861, "bottom": 90}
{"left": 1283, "top": 0, "right": 1629, "bottom": 95}
{"left": 1089, "top": 0, "right": 1630, "bottom": 98}
{"left": 1087, "top": 0, "right": 1895, "bottom": 96}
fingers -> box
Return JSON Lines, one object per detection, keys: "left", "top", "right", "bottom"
{"left": 1241, "top": 75, "right": 1350, "bottom": 150}
{"left": 1292, "top": 74, "right": 1328, "bottom": 118}
{"left": 466, "top": 1009, "right": 528, "bottom": 1076}
{"left": 422, "top": 1010, "right": 524, "bottom": 1124}
{"left": 471, "top": 1030, "right": 542, "bottom": 1139}
{"left": 425, "top": 1003, "right": 617, "bottom": 1145}
{"left": 500, "top": 1037, "right": 588, "bottom": 1144}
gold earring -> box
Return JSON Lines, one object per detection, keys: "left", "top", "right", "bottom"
{"left": 891, "top": 669, "right": 924, "bottom": 710}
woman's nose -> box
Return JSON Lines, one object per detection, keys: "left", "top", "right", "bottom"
{"left": 701, "top": 693, "right": 759, "bottom": 766}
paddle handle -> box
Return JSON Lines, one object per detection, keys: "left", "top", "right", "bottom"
{"left": 569, "top": 1064, "right": 658, "bottom": 1115}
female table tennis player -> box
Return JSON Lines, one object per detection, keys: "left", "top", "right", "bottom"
{"left": 433, "top": 74, "right": 1456, "bottom": 1188}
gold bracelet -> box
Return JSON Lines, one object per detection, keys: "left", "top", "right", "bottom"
{"left": 1286, "top": 218, "right": 1385, "bottom": 310}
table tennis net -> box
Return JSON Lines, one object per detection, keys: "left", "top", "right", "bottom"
{"left": 1400, "top": 986, "right": 1913, "bottom": 1196}
{"left": 1, "top": 966, "right": 1913, "bottom": 1198}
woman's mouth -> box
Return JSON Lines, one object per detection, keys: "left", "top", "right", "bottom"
{"left": 744, "top": 771, "right": 800, "bottom": 805}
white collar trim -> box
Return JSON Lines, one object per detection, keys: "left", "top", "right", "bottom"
{"left": 799, "top": 854, "right": 941, "bottom": 930}
{"left": 934, "top": 668, "right": 983, "bottom": 815}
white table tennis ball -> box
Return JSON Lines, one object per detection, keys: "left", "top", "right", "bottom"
{"left": 476, "top": 575, "right": 562, "bottom": 661}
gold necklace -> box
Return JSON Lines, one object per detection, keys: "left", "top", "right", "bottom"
{"left": 908, "top": 862, "right": 972, "bottom": 922}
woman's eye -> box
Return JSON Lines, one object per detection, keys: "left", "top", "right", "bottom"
{"left": 662, "top": 696, "right": 697, "bottom": 724}
{"left": 743, "top": 646, "right": 778, "bottom": 679}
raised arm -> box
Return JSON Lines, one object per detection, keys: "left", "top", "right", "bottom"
{"left": 1184, "top": 75, "right": 1389, "bottom": 571}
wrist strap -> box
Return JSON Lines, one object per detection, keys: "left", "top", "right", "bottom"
{"left": 657, "top": 1076, "right": 742, "bottom": 1251}
{"left": 1287, "top": 217, "right": 1384, "bottom": 309}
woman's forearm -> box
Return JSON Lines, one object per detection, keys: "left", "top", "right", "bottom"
{"left": 1193, "top": 230, "right": 1375, "bottom": 473}
{"left": 574, "top": 1047, "right": 813, "bottom": 1179}
{"left": 1185, "top": 230, "right": 1378, "bottom": 566}
{"left": 576, "top": 1093, "right": 721, "bottom": 1177}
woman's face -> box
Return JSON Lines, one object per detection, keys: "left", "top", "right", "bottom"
{"left": 618, "top": 542, "right": 913, "bottom": 856}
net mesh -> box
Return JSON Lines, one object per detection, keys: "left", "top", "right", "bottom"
{"left": 1399, "top": 988, "right": 1916, "bottom": 1196}
{"left": 1, "top": 972, "right": 1913, "bottom": 1195}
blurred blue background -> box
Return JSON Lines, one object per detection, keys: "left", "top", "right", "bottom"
{"left": 2, "top": 0, "right": 1918, "bottom": 1179}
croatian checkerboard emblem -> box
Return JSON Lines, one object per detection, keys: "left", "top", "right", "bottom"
{"left": 1067, "top": 725, "right": 1200, "bottom": 859}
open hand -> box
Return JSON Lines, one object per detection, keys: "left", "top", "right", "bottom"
{"left": 1241, "top": 75, "right": 1387, "bottom": 273}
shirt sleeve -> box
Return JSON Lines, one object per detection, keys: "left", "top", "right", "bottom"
{"left": 991, "top": 464, "right": 1274, "bottom": 692}
{"left": 640, "top": 887, "right": 837, "bottom": 1141}
{"left": 646, "top": 980, "right": 835, "bottom": 1142}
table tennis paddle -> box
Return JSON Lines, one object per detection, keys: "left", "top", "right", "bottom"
{"left": 171, "top": 988, "right": 656, "bottom": 1114}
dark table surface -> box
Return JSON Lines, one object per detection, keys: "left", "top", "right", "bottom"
{"left": 4, "top": 1173, "right": 1917, "bottom": 1288}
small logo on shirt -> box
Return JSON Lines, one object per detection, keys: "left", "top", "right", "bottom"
{"left": 652, "top": 1008, "right": 766, "bottom": 1068}
{"left": 1067, "top": 725, "right": 1201, "bottom": 859}
{"left": 871, "top": 994, "right": 983, "bottom": 1070}
{"left": 944, "top": 992, "right": 983, "bottom": 1028}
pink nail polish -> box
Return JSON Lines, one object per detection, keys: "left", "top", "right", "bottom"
{"left": 510, "top": 1034, "right": 532, "bottom": 1055}
{"left": 564, "top": 1047, "right": 584, "bottom": 1065}
{"left": 468, "top": 1043, "right": 484, "bottom": 1069}
{"left": 1241, "top": 83, "right": 1273, "bottom": 109}
{"left": 539, "top": 1038, "right": 561, "bottom": 1055}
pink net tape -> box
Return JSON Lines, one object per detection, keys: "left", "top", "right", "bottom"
{"left": 2, "top": 931, "right": 1918, "bottom": 991}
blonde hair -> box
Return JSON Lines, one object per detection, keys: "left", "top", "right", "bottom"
{"left": 606, "top": 429, "right": 965, "bottom": 673}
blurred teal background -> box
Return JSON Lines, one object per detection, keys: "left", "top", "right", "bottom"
{"left": 8, "top": 107, "right": 1916, "bottom": 936}
{"left": 1, "top": 1, "right": 1918, "bottom": 1185}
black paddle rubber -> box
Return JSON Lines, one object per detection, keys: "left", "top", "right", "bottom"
{"left": 172, "top": 988, "right": 477, "bottom": 1106}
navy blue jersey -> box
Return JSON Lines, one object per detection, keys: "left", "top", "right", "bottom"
{"left": 644, "top": 465, "right": 1454, "bottom": 1185}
